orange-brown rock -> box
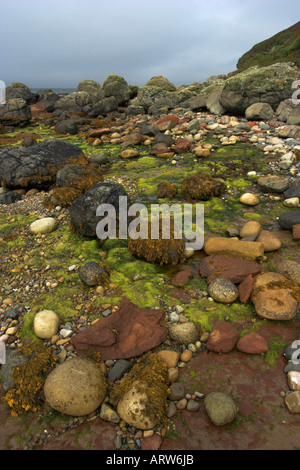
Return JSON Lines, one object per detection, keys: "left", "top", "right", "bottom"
{"left": 236, "top": 332, "right": 269, "bottom": 354}
{"left": 206, "top": 321, "right": 240, "bottom": 354}
{"left": 71, "top": 300, "right": 168, "bottom": 360}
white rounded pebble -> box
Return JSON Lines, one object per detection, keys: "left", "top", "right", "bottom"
{"left": 29, "top": 217, "right": 57, "bottom": 235}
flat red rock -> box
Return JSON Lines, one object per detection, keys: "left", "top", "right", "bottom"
{"left": 206, "top": 321, "right": 240, "bottom": 354}
{"left": 199, "top": 255, "right": 262, "bottom": 284}
{"left": 71, "top": 299, "right": 168, "bottom": 360}
{"left": 236, "top": 332, "right": 269, "bottom": 354}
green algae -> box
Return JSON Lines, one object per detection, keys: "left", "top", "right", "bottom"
{"left": 185, "top": 298, "right": 256, "bottom": 331}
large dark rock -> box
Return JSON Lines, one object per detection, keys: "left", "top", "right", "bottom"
{"left": 100, "top": 74, "right": 131, "bottom": 105}
{"left": 220, "top": 63, "right": 299, "bottom": 115}
{"left": 5, "top": 82, "right": 36, "bottom": 104}
{"left": 0, "top": 98, "right": 32, "bottom": 126}
{"left": 278, "top": 210, "right": 300, "bottom": 230}
{"left": 44, "top": 92, "right": 60, "bottom": 112}
{"left": 0, "top": 139, "right": 84, "bottom": 189}
{"left": 85, "top": 96, "right": 118, "bottom": 117}
{"left": 55, "top": 119, "right": 78, "bottom": 135}
{"left": 54, "top": 91, "right": 92, "bottom": 113}
{"left": 76, "top": 79, "right": 102, "bottom": 101}
{"left": 0, "top": 191, "right": 23, "bottom": 205}
{"left": 69, "top": 181, "right": 129, "bottom": 238}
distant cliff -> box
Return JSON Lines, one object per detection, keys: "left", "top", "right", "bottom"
{"left": 236, "top": 21, "right": 300, "bottom": 71}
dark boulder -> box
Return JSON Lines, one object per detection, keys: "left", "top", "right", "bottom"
{"left": 0, "top": 139, "right": 84, "bottom": 189}
{"left": 5, "top": 82, "right": 36, "bottom": 104}
{"left": 0, "top": 98, "right": 32, "bottom": 126}
{"left": 69, "top": 181, "right": 129, "bottom": 238}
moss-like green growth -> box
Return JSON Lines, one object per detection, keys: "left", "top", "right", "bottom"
{"left": 264, "top": 335, "right": 287, "bottom": 367}
{"left": 3, "top": 342, "right": 57, "bottom": 416}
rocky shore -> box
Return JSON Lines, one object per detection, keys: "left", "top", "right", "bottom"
{"left": 0, "top": 65, "right": 300, "bottom": 450}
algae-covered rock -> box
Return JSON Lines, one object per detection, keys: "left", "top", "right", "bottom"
{"left": 44, "top": 357, "right": 107, "bottom": 416}
{"left": 110, "top": 352, "right": 169, "bottom": 430}
{"left": 0, "top": 98, "right": 32, "bottom": 126}
{"left": 181, "top": 173, "right": 226, "bottom": 201}
{"left": 220, "top": 63, "right": 299, "bottom": 115}
{"left": 145, "top": 75, "right": 176, "bottom": 92}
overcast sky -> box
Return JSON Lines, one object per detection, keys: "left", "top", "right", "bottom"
{"left": 0, "top": 0, "right": 298, "bottom": 89}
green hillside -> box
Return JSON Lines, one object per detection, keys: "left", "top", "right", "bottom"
{"left": 237, "top": 21, "right": 300, "bottom": 70}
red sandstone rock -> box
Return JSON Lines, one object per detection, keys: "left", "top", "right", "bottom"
{"left": 238, "top": 274, "right": 254, "bottom": 303}
{"left": 206, "top": 321, "right": 240, "bottom": 354}
{"left": 141, "top": 433, "right": 162, "bottom": 450}
{"left": 172, "top": 270, "right": 193, "bottom": 287}
{"left": 71, "top": 299, "right": 168, "bottom": 360}
{"left": 293, "top": 224, "right": 300, "bottom": 241}
{"left": 236, "top": 332, "right": 269, "bottom": 354}
{"left": 199, "top": 255, "right": 262, "bottom": 284}
{"left": 171, "top": 138, "right": 191, "bottom": 154}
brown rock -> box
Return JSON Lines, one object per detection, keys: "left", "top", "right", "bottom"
{"left": 171, "top": 138, "right": 191, "bottom": 154}
{"left": 238, "top": 274, "right": 254, "bottom": 303}
{"left": 88, "top": 128, "right": 111, "bottom": 137}
{"left": 251, "top": 272, "right": 298, "bottom": 321}
{"left": 172, "top": 270, "right": 193, "bottom": 287}
{"left": 157, "top": 114, "right": 179, "bottom": 131}
{"left": 121, "top": 132, "right": 144, "bottom": 146}
{"left": 71, "top": 300, "right": 168, "bottom": 360}
{"left": 293, "top": 224, "right": 300, "bottom": 241}
{"left": 203, "top": 237, "right": 264, "bottom": 261}
{"left": 206, "top": 321, "right": 240, "bottom": 353}
{"left": 157, "top": 350, "right": 179, "bottom": 368}
{"left": 141, "top": 433, "right": 162, "bottom": 450}
{"left": 199, "top": 255, "right": 262, "bottom": 284}
{"left": 236, "top": 332, "right": 269, "bottom": 354}
{"left": 180, "top": 349, "right": 193, "bottom": 362}
{"left": 239, "top": 221, "right": 262, "bottom": 239}
{"left": 120, "top": 149, "right": 140, "bottom": 159}
{"left": 256, "top": 230, "right": 281, "bottom": 252}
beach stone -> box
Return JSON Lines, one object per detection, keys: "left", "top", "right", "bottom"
{"left": 33, "top": 310, "right": 60, "bottom": 339}
{"left": 141, "top": 433, "right": 162, "bottom": 451}
{"left": 245, "top": 102, "right": 274, "bottom": 120}
{"left": 239, "top": 220, "right": 262, "bottom": 239}
{"left": 71, "top": 299, "right": 168, "bottom": 360}
{"left": 278, "top": 210, "right": 300, "bottom": 230}
{"left": 180, "top": 349, "right": 193, "bottom": 362}
{"left": 187, "top": 399, "right": 201, "bottom": 412}
{"left": 238, "top": 274, "right": 254, "bottom": 303}
{"left": 204, "top": 392, "right": 238, "bottom": 426}
{"left": 107, "top": 359, "right": 133, "bottom": 382}
{"left": 293, "top": 224, "right": 300, "bottom": 241}
{"left": 0, "top": 139, "right": 84, "bottom": 189}
{"left": 44, "top": 357, "right": 107, "bottom": 416}
{"left": 0, "top": 191, "right": 22, "bottom": 205}
{"left": 203, "top": 237, "right": 264, "bottom": 261}
{"left": 79, "top": 261, "right": 109, "bottom": 286}
{"left": 169, "top": 382, "right": 185, "bottom": 400}
{"left": 284, "top": 391, "right": 300, "bottom": 413}
{"left": 239, "top": 193, "right": 260, "bottom": 206}
{"left": 99, "top": 403, "right": 120, "bottom": 423}
{"left": 167, "top": 367, "right": 179, "bottom": 384}
{"left": 287, "top": 371, "right": 300, "bottom": 391}
{"left": 69, "top": 181, "right": 129, "bottom": 238}
{"left": 168, "top": 322, "right": 199, "bottom": 345}
{"left": 199, "top": 255, "right": 262, "bottom": 284}
{"left": 283, "top": 197, "right": 299, "bottom": 208}
{"left": 284, "top": 180, "right": 300, "bottom": 200}
{"left": 256, "top": 230, "right": 281, "bottom": 252}
{"left": 157, "top": 350, "right": 179, "bottom": 368}
{"left": 0, "top": 98, "right": 32, "bottom": 126}
{"left": 181, "top": 173, "right": 227, "bottom": 201}
{"left": 257, "top": 175, "right": 290, "bottom": 193}
{"left": 206, "top": 321, "right": 240, "bottom": 353}
{"left": 251, "top": 272, "right": 298, "bottom": 321}
{"left": 207, "top": 277, "right": 239, "bottom": 303}
{"left": 117, "top": 380, "right": 157, "bottom": 429}
{"left": 236, "top": 332, "right": 269, "bottom": 354}
{"left": 120, "top": 149, "right": 140, "bottom": 159}
{"left": 283, "top": 343, "right": 300, "bottom": 361}
{"left": 276, "top": 259, "right": 300, "bottom": 286}
{"left": 194, "top": 148, "right": 211, "bottom": 158}
{"left": 29, "top": 217, "right": 57, "bottom": 235}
